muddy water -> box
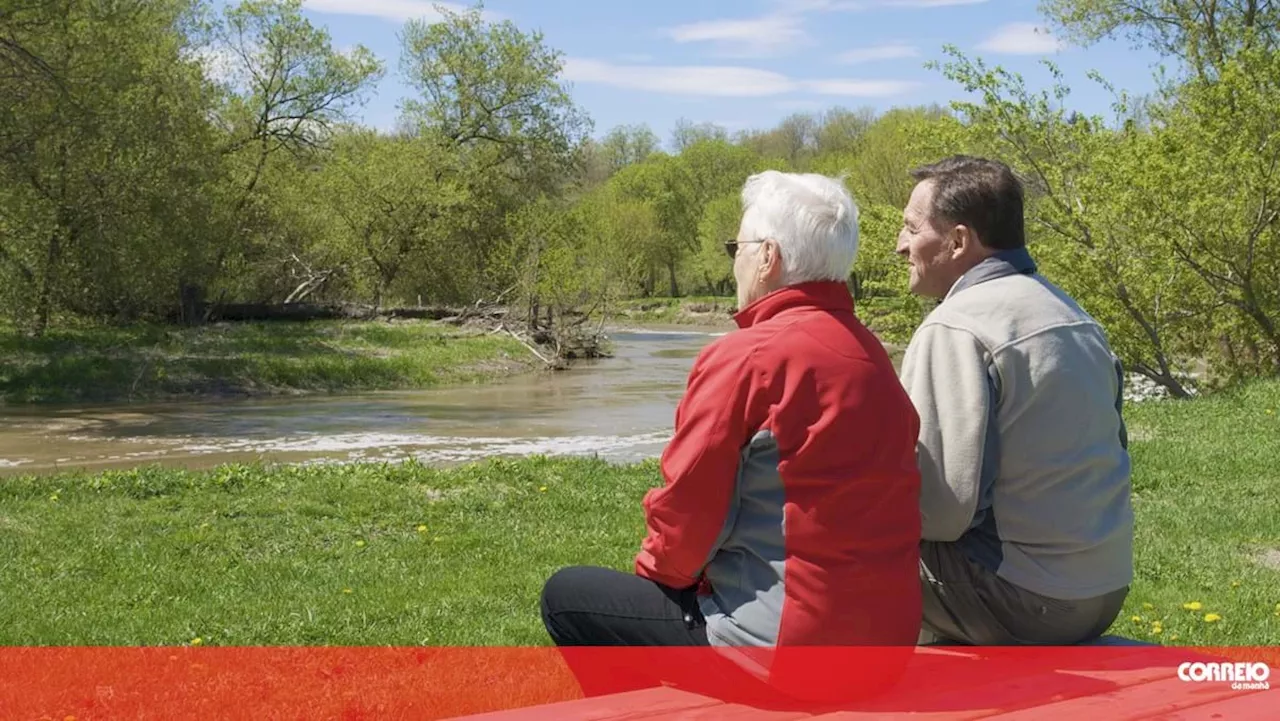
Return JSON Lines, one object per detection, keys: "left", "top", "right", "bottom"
{"left": 0, "top": 327, "right": 724, "bottom": 477}
{"left": 0, "top": 326, "right": 904, "bottom": 478}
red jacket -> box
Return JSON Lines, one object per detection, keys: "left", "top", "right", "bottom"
{"left": 635, "top": 281, "right": 922, "bottom": 651}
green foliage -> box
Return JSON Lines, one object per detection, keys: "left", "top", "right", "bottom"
{"left": 4, "top": 0, "right": 1277, "bottom": 396}
{"left": 926, "top": 0, "right": 1280, "bottom": 392}
{"left": 0, "top": 320, "right": 537, "bottom": 404}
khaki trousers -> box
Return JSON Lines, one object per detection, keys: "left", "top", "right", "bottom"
{"left": 918, "top": 541, "right": 1128, "bottom": 646}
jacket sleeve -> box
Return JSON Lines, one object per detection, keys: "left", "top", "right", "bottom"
{"left": 635, "top": 343, "right": 763, "bottom": 589}
{"left": 898, "top": 322, "right": 993, "bottom": 542}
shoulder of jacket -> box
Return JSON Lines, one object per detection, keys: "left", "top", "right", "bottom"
{"left": 915, "top": 306, "right": 991, "bottom": 348}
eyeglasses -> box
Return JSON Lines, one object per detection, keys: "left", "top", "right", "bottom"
{"left": 724, "top": 239, "right": 766, "bottom": 258}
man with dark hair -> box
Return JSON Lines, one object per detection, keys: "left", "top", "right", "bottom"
{"left": 896, "top": 154, "right": 1134, "bottom": 645}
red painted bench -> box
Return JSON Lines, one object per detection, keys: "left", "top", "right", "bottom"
{"left": 448, "top": 639, "right": 1276, "bottom": 720}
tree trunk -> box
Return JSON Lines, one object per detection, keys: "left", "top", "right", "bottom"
{"left": 667, "top": 261, "right": 679, "bottom": 298}
{"left": 178, "top": 281, "right": 205, "bottom": 326}
{"left": 32, "top": 227, "right": 65, "bottom": 337}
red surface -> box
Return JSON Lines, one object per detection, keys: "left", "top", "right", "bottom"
{"left": 1, "top": 646, "right": 1275, "bottom": 720}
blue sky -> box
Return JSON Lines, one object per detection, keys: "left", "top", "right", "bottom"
{"left": 289, "top": 0, "right": 1169, "bottom": 149}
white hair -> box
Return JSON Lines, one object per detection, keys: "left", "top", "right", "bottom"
{"left": 739, "top": 170, "right": 859, "bottom": 286}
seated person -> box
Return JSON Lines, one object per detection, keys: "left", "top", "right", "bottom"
{"left": 540, "top": 170, "right": 923, "bottom": 704}
{"left": 894, "top": 155, "right": 1134, "bottom": 645}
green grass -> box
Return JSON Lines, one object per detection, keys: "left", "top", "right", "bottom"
{"left": 606, "top": 296, "right": 737, "bottom": 326}
{"left": 1117, "top": 379, "right": 1280, "bottom": 644}
{"left": 1, "top": 381, "right": 1277, "bottom": 646}
{"left": 0, "top": 320, "right": 541, "bottom": 405}
{"left": 0, "top": 457, "right": 654, "bottom": 646}
{"left": 603, "top": 294, "right": 928, "bottom": 346}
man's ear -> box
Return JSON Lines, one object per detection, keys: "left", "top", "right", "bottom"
{"left": 949, "top": 225, "right": 978, "bottom": 259}
{"left": 758, "top": 239, "right": 782, "bottom": 283}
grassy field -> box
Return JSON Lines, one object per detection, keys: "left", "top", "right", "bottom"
{"left": 0, "top": 320, "right": 541, "bottom": 405}
{"left": 606, "top": 296, "right": 737, "bottom": 327}
{"left": 606, "top": 295, "right": 929, "bottom": 345}
{"left": 1, "top": 381, "right": 1277, "bottom": 647}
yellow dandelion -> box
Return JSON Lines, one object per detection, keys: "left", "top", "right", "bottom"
{"left": 1231, "top": 581, "right": 1241, "bottom": 588}
{"left": 1142, "top": 602, "right": 1155, "bottom": 610}
{"left": 539, "top": 486, "right": 548, "bottom": 492}
{"left": 190, "top": 637, "right": 203, "bottom": 646}
{"left": 1131, "top": 615, "right": 1143, "bottom": 623}
{"left": 433, "top": 536, "right": 441, "bottom": 542}
{"left": 1203, "top": 613, "right": 1222, "bottom": 623}
{"left": 1169, "top": 634, "right": 1179, "bottom": 641}
{"left": 1182, "top": 601, "right": 1202, "bottom": 611}
{"left": 343, "top": 588, "right": 353, "bottom": 594}
{"left": 355, "top": 540, "right": 366, "bottom": 547}
{"left": 416, "top": 525, "right": 427, "bottom": 533}
{"left": 1150, "top": 626, "right": 1163, "bottom": 635}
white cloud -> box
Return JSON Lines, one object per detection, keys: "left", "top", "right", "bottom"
{"left": 977, "top": 22, "right": 1065, "bottom": 54}
{"left": 561, "top": 58, "right": 917, "bottom": 99}
{"left": 562, "top": 58, "right": 794, "bottom": 97}
{"left": 834, "top": 43, "right": 919, "bottom": 64}
{"left": 779, "top": 0, "right": 988, "bottom": 9}
{"left": 302, "top": 0, "right": 500, "bottom": 23}
{"left": 663, "top": 15, "right": 808, "bottom": 58}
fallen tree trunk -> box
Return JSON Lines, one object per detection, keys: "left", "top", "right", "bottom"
{"left": 176, "top": 302, "right": 473, "bottom": 323}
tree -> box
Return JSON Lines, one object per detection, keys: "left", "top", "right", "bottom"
{"left": 610, "top": 155, "right": 699, "bottom": 297}
{"left": 600, "top": 124, "right": 661, "bottom": 174}
{"left": 1141, "top": 47, "right": 1280, "bottom": 378}
{"left": 1040, "top": 0, "right": 1279, "bottom": 81}
{"left": 394, "top": 3, "right": 591, "bottom": 304}
{"left": 1038, "top": 0, "right": 1280, "bottom": 383}
{"left": 398, "top": 3, "right": 589, "bottom": 182}
{"left": 816, "top": 106, "right": 878, "bottom": 156}
{"left": 669, "top": 118, "right": 729, "bottom": 153}
{"left": 195, "top": 0, "right": 383, "bottom": 319}
{"left": 318, "top": 130, "right": 470, "bottom": 308}
{"left": 933, "top": 48, "right": 1204, "bottom": 396}
{"left": 0, "top": 0, "right": 224, "bottom": 332}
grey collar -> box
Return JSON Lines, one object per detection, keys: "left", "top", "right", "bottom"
{"left": 944, "top": 246, "right": 1037, "bottom": 302}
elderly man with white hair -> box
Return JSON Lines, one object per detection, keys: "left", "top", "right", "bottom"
{"left": 540, "top": 170, "right": 923, "bottom": 704}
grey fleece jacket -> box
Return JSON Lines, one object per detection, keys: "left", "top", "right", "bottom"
{"left": 898, "top": 248, "right": 1134, "bottom": 600}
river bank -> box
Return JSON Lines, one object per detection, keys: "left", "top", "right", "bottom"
{"left": 0, "top": 320, "right": 544, "bottom": 406}
{"left": 0, "top": 327, "right": 715, "bottom": 477}
{"left": 2, "top": 293, "right": 920, "bottom": 409}
{"left": 605, "top": 295, "right": 928, "bottom": 346}
{"left": 2, "top": 380, "right": 1277, "bottom": 648}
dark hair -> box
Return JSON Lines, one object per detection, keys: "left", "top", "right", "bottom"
{"left": 909, "top": 155, "right": 1025, "bottom": 250}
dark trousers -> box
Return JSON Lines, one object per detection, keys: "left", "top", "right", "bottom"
{"left": 539, "top": 566, "right": 803, "bottom": 708}
{"left": 918, "top": 541, "right": 1129, "bottom": 645}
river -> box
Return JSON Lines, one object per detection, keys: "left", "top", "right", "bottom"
{"left": 0, "top": 325, "right": 907, "bottom": 478}
{"left": 0, "top": 327, "right": 725, "bottom": 477}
